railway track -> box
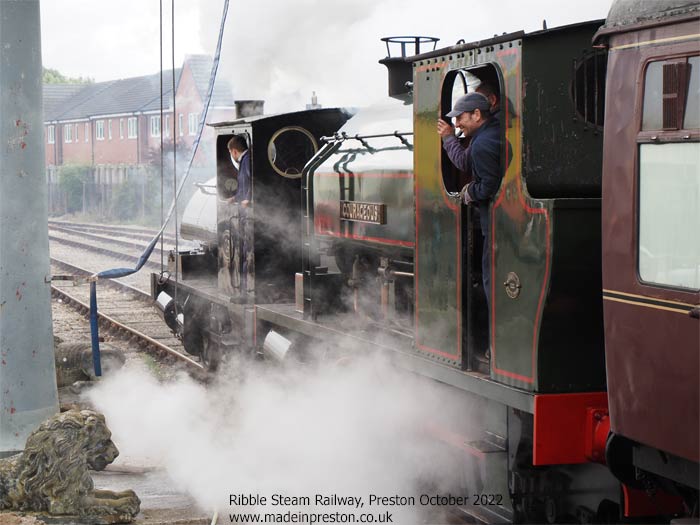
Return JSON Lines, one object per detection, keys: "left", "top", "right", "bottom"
{"left": 47, "top": 222, "right": 197, "bottom": 275}
{"left": 48, "top": 223, "right": 205, "bottom": 374}
{"left": 48, "top": 229, "right": 170, "bottom": 273}
{"left": 49, "top": 224, "right": 177, "bottom": 253}
{"left": 48, "top": 219, "right": 178, "bottom": 244}
{"left": 51, "top": 256, "right": 204, "bottom": 372}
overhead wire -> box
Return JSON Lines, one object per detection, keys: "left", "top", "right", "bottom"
{"left": 171, "top": 0, "right": 179, "bottom": 313}
{"left": 160, "top": 0, "right": 164, "bottom": 271}
{"left": 86, "top": 0, "right": 231, "bottom": 375}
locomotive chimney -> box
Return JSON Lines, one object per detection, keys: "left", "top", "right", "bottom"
{"left": 235, "top": 100, "right": 265, "bottom": 118}
{"left": 379, "top": 36, "right": 439, "bottom": 99}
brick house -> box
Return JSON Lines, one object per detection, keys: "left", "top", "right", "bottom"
{"left": 44, "top": 55, "right": 236, "bottom": 215}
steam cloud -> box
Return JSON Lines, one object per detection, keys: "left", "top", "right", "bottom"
{"left": 41, "top": 1, "right": 613, "bottom": 111}
{"left": 197, "top": 0, "right": 612, "bottom": 114}
{"left": 87, "top": 353, "right": 476, "bottom": 523}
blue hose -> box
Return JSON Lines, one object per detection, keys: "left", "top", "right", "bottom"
{"left": 89, "top": 281, "right": 102, "bottom": 376}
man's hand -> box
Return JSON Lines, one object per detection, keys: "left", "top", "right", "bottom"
{"left": 241, "top": 200, "right": 250, "bottom": 208}
{"left": 460, "top": 183, "right": 474, "bottom": 205}
{"left": 437, "top": 118, "right": 455, "bottom": 138}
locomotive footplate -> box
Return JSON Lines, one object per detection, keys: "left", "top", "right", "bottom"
{"left": 254, "top": 303, "right": 534, "bottom": 414}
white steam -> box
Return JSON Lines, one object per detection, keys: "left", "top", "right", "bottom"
{"left": 198, "top": 0, "right": 613, "bottom": 114}
{"left": 41, "top": 1, "right": 613, "bottom": 105}
{"left": 87, "top": 354, "right": 474, "bottom": 522}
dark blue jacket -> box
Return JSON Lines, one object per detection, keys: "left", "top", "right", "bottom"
{"left": 442, "top": 117, "right": 501, "bottom": 234}
{"left": 235, "top": 150, "right": 252, "bottom": 203}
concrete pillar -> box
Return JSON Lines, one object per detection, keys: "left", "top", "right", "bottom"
{"left": 0, "top": 0, "right": 59, "bottom": 455}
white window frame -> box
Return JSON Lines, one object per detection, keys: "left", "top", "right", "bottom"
{"left": 64, "top": 124, "right": 72, "bottom": 143}
{"left": 96, "top": 120, "right": 105, "bottom": 141}
{"left": 178, "top": 113, "right": 184, "bottom": 136}
{"left": 108, "top": 119, "right": 112, "bottom": 140}
{"left": 150, "top": 115, "right": 161, "bottom": 137}
{"left": 47, "top": 125, "right": 55, "bottom": 144}
{"left": 119, "top": 119, "right": 124, "bottom": 139}
{"left": 85, "top": 122, "right": 89, "bottom": 142}
{"left": 127, "top": 117, "right": 138, "bottom": 139}
{"left": 188, "top": 113, "right": 198, "bottom": 136}
{"left": 164, "top": 115, "right": 170, "bottom": 137}
{"left": 75, "top": 123, "right": 79, "bottom": 142}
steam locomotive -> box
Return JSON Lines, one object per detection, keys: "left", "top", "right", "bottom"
{"left": 152, "top": 0, "right": 699, "bottom": 522}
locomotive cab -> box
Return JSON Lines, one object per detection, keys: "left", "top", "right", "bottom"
{"left": 151, "top": 108, "right": 349, "bottom": 368}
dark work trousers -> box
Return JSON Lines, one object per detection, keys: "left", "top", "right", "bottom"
{"left": 239, "top": 209, "right": 250, "bottom": 294}
{"left": 482, "top": 232, "right": 490, "bottom": 307}
{"left": 479, "top": 207, "right": 491, "bottom": 308}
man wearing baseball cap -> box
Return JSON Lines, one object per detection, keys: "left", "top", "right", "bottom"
{"left": 437, "top": 91, "right": 501, "bottom": 305}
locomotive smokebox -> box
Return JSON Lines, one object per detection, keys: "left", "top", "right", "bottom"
{"left": 379, "top": 36, "right": 439, "bottom": 99}
{"left": 235, "top": 100, "right": 264, "bottom": 118}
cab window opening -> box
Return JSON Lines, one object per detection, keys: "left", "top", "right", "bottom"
{"left": 440, "top": 64, "right": 502, "bottom": 194}
{"left": 217, "top": 133, "right": 250, "bottom": 200}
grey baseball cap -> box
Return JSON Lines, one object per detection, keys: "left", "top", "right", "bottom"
{"left": 446, "top": 92, "right": 491, "bottom": 118}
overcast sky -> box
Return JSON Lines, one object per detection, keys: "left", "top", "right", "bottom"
{"left": 41, "top": 0, "right": 613, "bottom": 113}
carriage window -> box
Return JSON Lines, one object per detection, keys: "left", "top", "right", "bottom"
{"left": 642, "top": 57, "right": 697, "bottom": 130}
{"left": 684, "top": 56, "right": 699, "bottom": 129}
{"left": 639, "top": 143, "right": 700, "bottom": 290}
{"left": 268, "top": 126, "right": 318, "bottom": 179}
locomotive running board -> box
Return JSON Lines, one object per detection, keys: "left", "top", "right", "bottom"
{"left": 255, "top": 303, "right": 534, "bottom": 413}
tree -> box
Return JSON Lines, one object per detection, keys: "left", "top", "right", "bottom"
{"left": 43, "top": 67, "right": 93, "bottom": 84}
{"left": 57, "top": 164, "right": 91, "bottom": 213}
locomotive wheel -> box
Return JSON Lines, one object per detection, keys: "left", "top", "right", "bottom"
{"left": 200, "top": 334, "right": 221, "bottom": 371}
{"left": 182, "top": 322, "right": 203, "bottom": 356}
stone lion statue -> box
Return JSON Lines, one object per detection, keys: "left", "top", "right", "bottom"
{"left": 0, "top": 410, "right": 140, "bottom": 524}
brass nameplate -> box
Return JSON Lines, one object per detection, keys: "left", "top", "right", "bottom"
{"left": 339, "top": 201, "right": 386, "bottom": 225}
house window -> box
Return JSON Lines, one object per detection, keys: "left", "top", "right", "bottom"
{"left": 96, "top": 120, "right": 104, "bottom": 140}
{"left": 85, "top": 122, "right": 89, "bottom": 142}
{"left": 108, "top": 119, "right": 112, "bottom": 140}
{"left": 120, "top": 119, "right": 124, "bottom": 139}
{"left": 164, "top": 115, "right": 170, "bottom": 137}
{"left": 64, "top": 124, "right": 72, "bottom": 143}
{"left": 75, "top": 123, "right": 79, "bottom": 142}
{"left": 150, "top": 115, "right": 161, "bottom": 137}
{"left": 188, "top": 113, "right": 198, "bottom": 135}
{"left": 47, "top": 125, "right": 55, "bottom": 144}
{"left": 178, "top": 113, "right": 184, "bottom": 136}
{"left": 127, "top": 117, "right": 138, "bottom": 139}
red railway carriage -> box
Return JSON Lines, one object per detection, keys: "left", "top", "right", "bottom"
{"left": 594, "top": 0, "right": 700, "bottom": 497}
